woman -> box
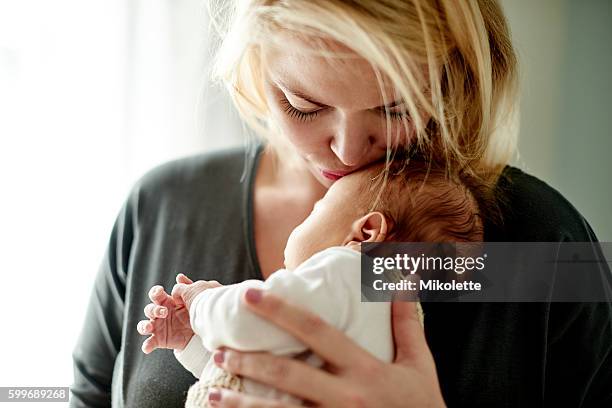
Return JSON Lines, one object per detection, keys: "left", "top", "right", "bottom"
{"left": 70, "top": 1, "right": 612, "bottom": 407}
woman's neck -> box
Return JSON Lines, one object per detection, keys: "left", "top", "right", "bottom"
{"left": 259, "top": 146, "right": 327, "bottom": 201}
{"left": 252, "top": 146, "right": 327, "bottom": 279}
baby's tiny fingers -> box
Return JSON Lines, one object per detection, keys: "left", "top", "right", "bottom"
{"left": 148, "top": 285, "right": 171, "bottom": 304}
{"left": 171, "top": 283, "right": 187, "bottom": 297}
{"left": 144, "top": 303, "right": 156, "bottom": 319}
{"left": 171, "top": 283, "right": 190, "bottom": 305}
{"left": 137, "top": 320, "right": 153, "bottom": 335}
{"left": 153, "top": 305, "right": 168, "bottom": 318}
{"left": 141, "top": 334, "right": 159, "bottom": 354}
{"left": 176, "top": 273, "right": 194, "bottom": 284}
{"left": 208, "top": 280, "right": 222, "bottom": 288}
{"left": 148, "top": 285, "right": 163, "bottom": 299}
{"left": 144, "top": 303, "right": 168, "bottom": 319}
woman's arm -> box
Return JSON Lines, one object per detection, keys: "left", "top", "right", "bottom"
{"left": 545, "top": 301, "right": 612, "bottom": 406}
{"left": 544, "top": 220, "right": 612, "bottom": 406}
{"left": 69, "top": 191, "right": 137, "bottom": 407}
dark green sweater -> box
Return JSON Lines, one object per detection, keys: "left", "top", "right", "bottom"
{"left": 69, "top": 143, "right": 612, "bottom": 407}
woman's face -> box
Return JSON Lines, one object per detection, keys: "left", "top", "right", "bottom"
{"left": 262, "top": 36, "right": 417, "bottom": 189}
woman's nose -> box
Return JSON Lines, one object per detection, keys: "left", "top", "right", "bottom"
{"left": 330, "top": 120, "right": 379, "bottom": 167}
{"left": 331, "top": 135, "right": 378, "bottom": 167}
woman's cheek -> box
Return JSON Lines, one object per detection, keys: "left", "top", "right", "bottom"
{"left": 281, "top": 121, "right": 323, "bottom": 152}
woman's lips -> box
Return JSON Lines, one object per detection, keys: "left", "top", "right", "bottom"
{"left": 320, "top": 169, "right": 351, "bottom": 181}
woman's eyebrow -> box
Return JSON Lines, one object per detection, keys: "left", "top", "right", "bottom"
{"left": 275, "top": 79, "right": 403, "bottom": 110}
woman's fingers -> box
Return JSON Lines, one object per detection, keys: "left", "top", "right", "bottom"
{"left": 391, "top": 300, "right": 431, "bottom": 367}
{"left": 143, "top": 303, "right": 168, "bottom": 319}
{"left": 241, "top": 288, "right": 378, "bottom": 370}
{"left": 209, "top": 387, "right": 303, "bottom": 408}
{"left": 213, "top": 348, "right": 349, "bottom": 406}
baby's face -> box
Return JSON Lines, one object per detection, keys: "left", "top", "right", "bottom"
{"left": 284, "top": 173, "right": 364, "bottom": 270}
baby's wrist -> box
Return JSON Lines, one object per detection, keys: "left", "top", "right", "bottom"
{"left": 177, "top": 333, "right": 195, "bottom": 351}
{"left": 183, "top": 285, "right": 206, "bottom": 310}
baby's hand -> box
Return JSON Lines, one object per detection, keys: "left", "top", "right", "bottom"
{"left": 137, "top": 274, "right": 197, "bottom": 354}
{"left": 171, "top": 276, "right": 222, "bottom": 311}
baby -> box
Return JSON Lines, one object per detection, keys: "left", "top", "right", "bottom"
{"left": 137, "top": 156, "right": 484, "bottom": 407}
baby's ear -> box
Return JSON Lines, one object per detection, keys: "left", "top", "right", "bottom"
{"left": 342, "top": 211, "right": 390, "bottom": 245}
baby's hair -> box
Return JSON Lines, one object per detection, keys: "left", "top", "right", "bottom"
{"left": 355, "top": 150, "right": 489, "bottom": 243}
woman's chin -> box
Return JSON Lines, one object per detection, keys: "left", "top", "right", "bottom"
{"left": 316, "top": 176, "right": 335, "bottom": 189}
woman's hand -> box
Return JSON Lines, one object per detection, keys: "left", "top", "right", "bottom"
{"left": 206, "top": 288, "right": 446, "bottom": 407}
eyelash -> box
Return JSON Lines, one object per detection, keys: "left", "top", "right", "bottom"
{"left": 280, "top": 98, "right": 318, "bottom": 122}
{"left": 279, "top": 96, "right": 410, "bottom": 123}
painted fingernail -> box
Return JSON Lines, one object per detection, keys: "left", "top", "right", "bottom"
{"left": 213, "top": 350, "right": 225, "bottom": 364}
{"left": 245, "top": 288, "right": 262, "bottom": 303}
{"left": 208, "top": 388, "right": 221, "bottom": 402}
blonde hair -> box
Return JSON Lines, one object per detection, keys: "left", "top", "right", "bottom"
{"left": 207, "top": 0, "right": 519, "bottom": 188}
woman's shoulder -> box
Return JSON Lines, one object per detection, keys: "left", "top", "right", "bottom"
{"left": 122, "top": 143, "right": 261, "bottom": 220}
{"left": 136, "top": 144, "right": 254, "bottom": 193}
{"left": 488, "top": 165, "right": 598, "bottom": 242}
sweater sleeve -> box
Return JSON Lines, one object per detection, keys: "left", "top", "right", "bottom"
{"left": 69, "top": 187, "right": 138, "bottom": 407}
{"left": 173, "top": 334, "right": 211, "bottom": 379}
{"left": 544, "top": 216, "right": 612, "bottom": 407}
{"left": 189, "top": 248, "right": 358, "bottom": 355}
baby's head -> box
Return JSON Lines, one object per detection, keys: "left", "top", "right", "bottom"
{"left": 283, "top": 157, "right": 485, "bottom": 270}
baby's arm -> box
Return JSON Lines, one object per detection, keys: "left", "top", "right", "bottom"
{"left": 173, "top": 334, "right": 211, "bottom": 379}
{"left": 190, "top": 248, "right": 360, "bottom": 355}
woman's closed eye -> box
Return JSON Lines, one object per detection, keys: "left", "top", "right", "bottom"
{"left": 279, "top": 95, "right": 410, "bottom": 123}
{"left": 279, "top": 96, "right": 320, "bottom": 122}
{"left": 380, "top": 106, "right": 410, "bottom": 120}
